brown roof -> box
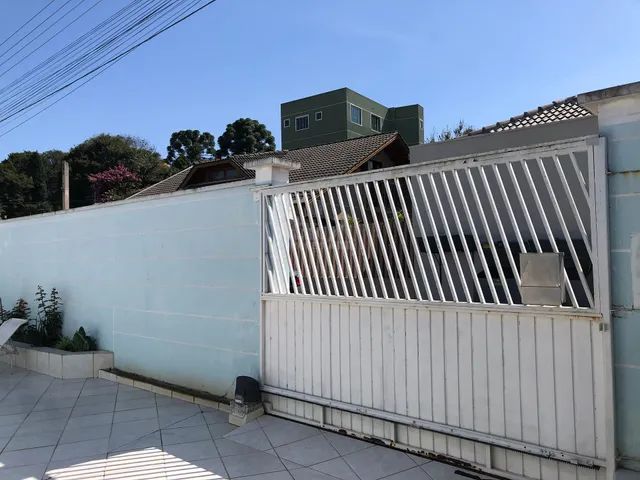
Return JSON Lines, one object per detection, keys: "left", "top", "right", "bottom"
{"left": 467, "top": 97, "right": 593, "bottom": 136}
{"left": 131, "top": 133, "right": 404, "bottom": 199}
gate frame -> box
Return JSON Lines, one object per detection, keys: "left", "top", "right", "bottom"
{"left": 256, "top": 135, "right": 616, "bottom": 480}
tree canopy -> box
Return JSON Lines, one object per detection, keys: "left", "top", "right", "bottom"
{"left": 427, "top": 120, "right": 474, "bottom": 143}
{"left": 217, "top": 118, "right": 276, "bottom": 157}
{"left": 166, "top": 129, "right": 216, "bottom": 170}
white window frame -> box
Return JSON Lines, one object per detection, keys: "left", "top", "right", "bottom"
{"left": 315, "top": 111, "right": 323, "bottom": 121}
{"left": 295, "top": 115, "right": 309, "bottom": 131}
{"left": 350, "top": 104, "right": 363, "bottom": 126}
{"left": 283, "top": 118, "right": 290, "bottom": 128}
{"left": 371, "top": 113, "right": 382, "bottom": 132}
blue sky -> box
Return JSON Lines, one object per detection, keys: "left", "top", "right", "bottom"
{"left": 0, "top": 0, "right": 639, "bottom": 158}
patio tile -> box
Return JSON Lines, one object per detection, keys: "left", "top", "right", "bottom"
{"left": 311, "top": 457, "right": 360, "bottom": 480}
{"left": 113, "top": 406, "right": 158, "bottom": 424}
{"left": 109, "top": 418, "right": 160, "bottom": 450}
{"left": 4, "top": 430, "right": 60, "bottom": 451}
{"left": 52, "top": 437, "right": 110, "bottom": 462}
{"left": 223, "top": 427, "right": 271, "bottom": 450}
{"left": 229, "top": 472, "right": 292, "bottom": 480}
{"left": 23, "top": 407, "right": 71, "bottom": 423}
{"left": 262, "top": 418, "right": 319, "bottom": 448}
{"left": 221, "top": 450, "right": 286, "bottom": 478}
{"left": 207, "top": 422, "right": 237, "bottom": 439}
{"left": 214, "top": 438, "right": 259, "bottom": 457}
{"left": 0, "top": 413, "right": 28, "bottom": 427}
{"left": 202, "top": 409, "right": 229, "bottom": 425}
{"left": 420, "top": 460, "right": 465, "bottom": 480}
{"left": 163, "top": 439, "right": 219, "bottom": 462}
{"left": 275, "top": 434, "right": 341, "bottom": 467}
{"left": 225, "top": 420, "right": 261, "bottom": 437}
{"left": 116, "top": 388, "right": 156, "bottom": 401}
{"left": 408, "top": 453, "right": 431, "bottom": 466}
{"left": 0, "top": 423, "right": 20, "bottom": 437}
{"left": 166, "top": 412, "right": 206, "bottom": 428}
{"left": 33, "top": 395, "right": 78, "bottom": 411}
{"left": 291, "top": 468, "right": 340, "bottom": 479}
{"left": 65, "top": 411, "right": 113, "bottom": 429}
{"left": 164, "top": 456, "right": 228, "bottom": 480}
{"left": 104, "top": 448, "right": 167, "bottom": 479}
{"left": 70, "top": 401, "right": 115, "bottom": 417}
{"left": 0, "top": 445, "right": 55, "bottom": 468}
{"left": 343, "top": 445, "right": 415, "bottom": 480}
{"left": 0, "top": 436, "right": 10, "bottom": 452}
{"left": 115, "top": 396, "right": 157, "bottom": 411}
{"left": 59, "top": 422, "right": 112, "bottom": 444}
{"left": 75, "top": 393, "right": 116, "bottom": 407}
{"left": 161, "top": 425, "right": 212, "bottom": 445}
{"left": 322, "top": 431, "right": 372, "bottom": 456}
{"left": 46, "top": 456, "right": 107, "bottom": 480}
{"left": 384, "top": 466, "right": 434, "bottom": 479}
{"left": 109, "top": 432, "right": 162, "bottom": 454}
{"left": 0, "top": 462, "right": 47, "bottom": 480}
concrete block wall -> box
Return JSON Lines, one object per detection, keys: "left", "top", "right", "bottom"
{"left": 596, "top": 98, "right": 640, "bottom": 470}
{"left": 0, "top": 181, "right": 261, "bottom": 398}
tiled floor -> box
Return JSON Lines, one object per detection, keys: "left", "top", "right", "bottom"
{"left": 0, "top": 364, "right": 469, "bottom": 480}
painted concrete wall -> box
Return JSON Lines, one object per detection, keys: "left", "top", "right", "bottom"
{"left": 588, "top": 94, "right": 640, "bottom": 470}
{"left": 0, "top": 181, "right": 261, "bottom": 398}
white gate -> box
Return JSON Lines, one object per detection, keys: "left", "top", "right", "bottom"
{"left": 259, "top": 137, "right": 614, "bottom": 480}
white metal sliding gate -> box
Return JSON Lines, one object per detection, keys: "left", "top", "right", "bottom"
{"left": 259, "top": 137, "right": 614, "bottom": 480}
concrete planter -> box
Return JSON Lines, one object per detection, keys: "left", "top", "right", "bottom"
{"left": 1, "top": 341, "right": 113, "bottom": 379}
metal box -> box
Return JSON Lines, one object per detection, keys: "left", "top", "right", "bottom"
{"left": 520, "top": 252, "right": 565, "bottom": 306}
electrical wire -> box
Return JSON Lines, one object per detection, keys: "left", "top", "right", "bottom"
{"left": 0, "top": 0, "right": 58, "bottom": 51}
{"left": 0, "top": 0, "right": 218, "bottom": 134}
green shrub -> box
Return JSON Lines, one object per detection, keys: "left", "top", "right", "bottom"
{"left": 56, "top": 327, "right": 97, "bottom": 352}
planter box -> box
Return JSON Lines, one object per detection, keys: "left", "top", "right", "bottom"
{"left": 0, "top": 341, "right": 113, "bottom": 379}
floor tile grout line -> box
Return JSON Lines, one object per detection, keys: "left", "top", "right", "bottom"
{"left": 0, "top": 370, "right": 57, "bottom": 457}
{"left": 41, "top": 375, "right": 88, "bottom": 479}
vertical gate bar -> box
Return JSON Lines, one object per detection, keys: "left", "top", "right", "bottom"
{"left": 416, "top": 175, "right": 457, "bottom": 301}
{"left": 319, "top": 188, "right": 349, "bottom": 296}
{"left": 434, "top": 171, "right": 475, "bottom": 303}
{"left": 553, "top": 155, "right": 593, "bottom": 261}
{"left": 364, "top": 181, "right": 399, "bottom": 299}
{"left": 373, "top": 180, "right": 410, "bottom": 299}
{"left": 294, "top": 191, "right": 323, "bottom": 295}
{"left": 587, "top": 146, "right": 599, "bottom": 309}
{"left": 272, "top": 193, "right": 300, "bottom": 294}
{"left": 406, "top": 176, "right": 445, "bottom": 301}
{"left": 521, "top": 159, "right": 579, "bottom": 307}
{"left": 492, "top": 164, "right": 527, "bottom": 255}
{"left": 309, "top": 190, "right": 339, "bottom": 295}
{"left": 570, "top": 151, "right": 591, "bottom": 205}
{"left": 281, "top": 193, "right": 307, "bottom": 295}
{"left": 506, "top": 162, "right": 543, "bottom": 252}
{"left": 354, "top": 183, "right": 387, "bottom": 299}
{"left": 383, "top": 178, "right": 422, "bottom": 300}
{"left": 265, "top": 196, "right": 287, "bottom": 294}
{"left": 479, "top": 166, "right": 522, "bottom": 294}
{"left": 465, "top": 168, "right": 513, "bottom": 304}
{"left": 536, "top": 157, "right": 594, "bottom": 308}
{"left": 326, "top": 187, "right": 359, "bottom": 297}
{"left": 288, "top": 192, "right": 314, "bottom": 295}
{"left": 393, "top": 177, "right": 432, "bottom": 301}
{"left": 337, "top": 185, "right": 370, "bottom": 297}
{"left": 448, "top": 170, "right": 495, "bottom": 303}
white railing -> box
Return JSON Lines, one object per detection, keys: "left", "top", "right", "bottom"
{"left": 262, "top": 138, "right": 601, "bottom": 308}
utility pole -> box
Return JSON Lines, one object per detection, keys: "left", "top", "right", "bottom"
{"left": 62, "top": 161, "right": 70, "bottom": 210}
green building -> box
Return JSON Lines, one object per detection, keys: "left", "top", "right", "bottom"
{"left": 281, "top": 87, "right": 424, "bottom": 150}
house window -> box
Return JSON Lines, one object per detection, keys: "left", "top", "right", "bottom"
{"left": 350, "top": 104, "right": 362, "bottom": 125}
{"left": 371, "top": 114, "right": 381, "bottom": 132}
{"left": 283, "top": 119, "right": 290, "bottom": 128}
{"left": 315, "top": 111, "right": 323, "bottom": 121}
{"left": 295, "top": 115, "right": 309, "bottom": 131}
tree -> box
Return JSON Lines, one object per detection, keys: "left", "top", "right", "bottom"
{"left": 65, "top": 134, "right": 168, "bottom": 207}
{"left": 89, "top": 164, "right": 141, "bottom": 203}
{"left": 166, "top": 130, "right": 216, "bottom": 170}
{"left": 427, "top": 120, "right": 474, "bottom": 143}
{"left": 217, "top": 118, "right": 275, "bottom": 157}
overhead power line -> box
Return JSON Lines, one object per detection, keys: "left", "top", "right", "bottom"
{"left": 0, "top": 0, "right": 58, "bottom": 52}
{"left": 0, "top": 0, "right": 218, "bottom": 136}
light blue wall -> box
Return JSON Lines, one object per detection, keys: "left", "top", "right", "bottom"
{"left": 0, "top": 181, "right": 261, "bottom": 398}
{"left": 603, "top": 119, "right": 640, "bottom": 470}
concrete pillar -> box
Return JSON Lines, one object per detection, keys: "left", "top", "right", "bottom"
{"left": 244, "top": 156, "right": 300, "bottom": 186}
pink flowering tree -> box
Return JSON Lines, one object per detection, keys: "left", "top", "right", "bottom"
{"left": 88, "top": 164, "right": 141, "bottom": 203}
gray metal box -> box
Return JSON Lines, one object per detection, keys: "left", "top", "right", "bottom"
{"left": 520, "top": 253, "right": 565, "bottom": 306}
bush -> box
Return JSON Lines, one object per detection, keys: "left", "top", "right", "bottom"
{"left": 55, "top": 327, "right": 97, "bottom": 352}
